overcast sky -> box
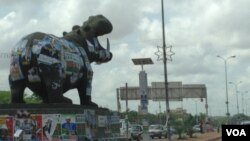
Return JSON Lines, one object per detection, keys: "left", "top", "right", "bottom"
{"left": 1, "top": 0, "right": 250, "bottom": 116}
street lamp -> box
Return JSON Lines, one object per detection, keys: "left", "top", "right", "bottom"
{"left": 161, "top": 0, "right": 171, "bottom": 140}
{"left": 246, "top": 98, "right": 250, "bottom": 116}
{"left": 229, "top": 81, "right": 242, "bottom": 114}
{"left": 240, "top": 91, "right": 248, "bottom": 114}
{"left": 125, "top": 83, "right": 129, "bottom": 140}
{"left": 217, "top": 55, "right": 236, "bottom": 119}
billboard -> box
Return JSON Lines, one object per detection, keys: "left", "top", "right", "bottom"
{"left": 119, "top": 86, "right": 151, "bottom": 100}
{"left": 119, "top": 81, "right": 207, "bottom": 101}
{"left": 151, "top": 82, "right": 182, "bottom": 101}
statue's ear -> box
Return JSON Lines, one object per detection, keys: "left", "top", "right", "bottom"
{"left": 63, "top": 31, "right": 67, "bottom": 36}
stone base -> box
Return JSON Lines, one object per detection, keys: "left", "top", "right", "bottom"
{"left": 0, "top": 103, "right": 109, "bottom": 115}
{"left": 0, "top": 104, "right": 122, "bottom": 140}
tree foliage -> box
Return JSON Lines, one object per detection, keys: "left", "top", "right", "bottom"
{"left": 184, "top": 114, "right": 196, "bottom": 138}
{"left": 0, "top": 90, "right": 42, "bottom": 103}
{"left": 0, "top": 91, "right": 11, "bottom": 104}
{"left": 24, "top": 93, "right": 42, "bottom": 103}
{"left": 172, "top": 118, "right": 185, "bottom": 139}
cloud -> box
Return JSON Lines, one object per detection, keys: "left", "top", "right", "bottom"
{"left": 0, "top": 0, "right": 250, "bottom": 115}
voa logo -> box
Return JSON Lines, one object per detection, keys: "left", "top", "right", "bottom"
{"left": 226, "top": 129, "right": 246, "bottom": 136}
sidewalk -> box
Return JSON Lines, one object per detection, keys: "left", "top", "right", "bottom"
{"left": 170, "top": 132, "right": 221, "bottom": 141}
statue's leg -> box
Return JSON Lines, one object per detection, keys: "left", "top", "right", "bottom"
{"left": 9, "top": 76, "right": 26, "bottom": 103}
{"left": 28, "top": 83, "right": 49, "bottom": 103}
{"left": 77, "top": 71, "right": 97, "bottom": 107}
{"left": 38, "top": 63, "right": 67, "bottom": 103}
{"left": 28, "top": 85, "right": 72, "bottom": 104}
{"left": 77, "top": 79, "right": 88, "bottom": 105}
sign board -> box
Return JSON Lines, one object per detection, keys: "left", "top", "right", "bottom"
{"left": 119, "top": 86, "right": 151, "bottom": 100}
{"left": 119, "top": 82, "right": 207, "bottom": 101}
{"left": 151, "top": 82, "right": 182, "bottom": 101}
{"left": 98, "top": 116, "right": 107, "bottom": 127}
{"left": 182, "top": 84, "right": 207, "bottom": 98}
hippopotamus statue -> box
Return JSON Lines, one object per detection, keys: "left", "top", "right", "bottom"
{"left": 9, "top": 15, "right": 113, "bottom": 107}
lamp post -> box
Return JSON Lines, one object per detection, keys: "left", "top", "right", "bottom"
{"left": 229, "top": 81, "right": 242, "bottom": 115}
{"left": 161, "top": 0, "right": 171, "bottom": 140}
{"left": 240, "top": 91, "right": 248, "bottom": 114}
{"left": 246, "top": 98, "right": 250, "bottom": 115}
{"left": 125, "top": 83, "right": 129, "bottom": 140}
{"left": 158, "top": 93, "right": 162, "bottom": 125}
{"left": 217, "top": 55, "right": 236, "bottom": 119}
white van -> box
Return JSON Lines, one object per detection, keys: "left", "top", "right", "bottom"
{"left": 119, "top": 119, "right": 132, "bottom": 138}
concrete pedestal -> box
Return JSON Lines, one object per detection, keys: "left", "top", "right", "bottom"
{"left": 0, "top": 104, "right": 122, "bottom": 141}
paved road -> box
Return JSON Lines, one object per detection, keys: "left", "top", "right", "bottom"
{"left": 141, "top": 132, "right": 221, "bottom": 141}
{"left": 142, "top": 133, "right": 151, "bottom": 141}
{"left": 141, "top": 133, "right": 171, "bottom": 141}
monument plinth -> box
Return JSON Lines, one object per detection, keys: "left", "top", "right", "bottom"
{"left": 0, "top": 104, "right": 122, "bottom": 140}
{"left": 0, "top": 104, "right": 109, "bottom": 115}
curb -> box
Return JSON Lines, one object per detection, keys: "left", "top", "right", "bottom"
{"left": 206, "top": 136, "right": 221, "bottom": 141}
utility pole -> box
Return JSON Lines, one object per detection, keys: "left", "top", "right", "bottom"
{"left": 229, "top": 81, "right": 241, "bottom": 115}
{"left": 217, "top": 55, "right": 236, "bottom": 121}
{"left": 116, "top": 88, "right": 121, "bottom": 113}
{"left": 161, "top": 0, "right": 171, "bottom": 140}
{"left": 125, "top": 83, "right": 129, "bottom": 141}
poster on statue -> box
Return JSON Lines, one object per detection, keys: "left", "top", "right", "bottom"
{"left": 61, "top": 114, "right": 77, "bottom": 140}
{"left": 75, "top": 114, "right": 86, "bottom": 137}
{"left": 13, "top": 114, "right": 42, "bottom": 141}
{"left": 42, "top": 114, "right": 61, "bottom": 141}
{"left": 31, "top": 114, "right": 43, "bottom": 140}
{"left": 0, "top": 116, "right": 13, "bottom": 141}
{"left": 84, "top": 109, "right": 97, "bottom": 140}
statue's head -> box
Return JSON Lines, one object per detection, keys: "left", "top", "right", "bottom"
{"left": 65, "top": 15, "right": 113, "bottom": 63}
{"left": 81, "top": 14, "right": 113, "bottom": 38}
{"left": 82, "top": 15, "right": 113, "bottom": 63}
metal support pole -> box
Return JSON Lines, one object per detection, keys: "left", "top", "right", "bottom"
{"left": 159, "top": 100, "right": 162, "bottom": 124}
{"left": 229, "top": 81, "right": 241, "bottom": 115}
{"left": 117, "top": 88, "right": 121, "bottom": 113}
{"left": 161, "top": 0, "right": 171, "bottom": 140}
{"left": 204, "top": 87, "right": 209, "bottom": 122}
{"left": 224, "top": 60, "right": 230, "bottom": 117}
{"left": 195, "top": 100, "right": 198, "bottom": 117}
{"left": 242, "top": 92, "right": 244, "bottom": 114}
{"left": 125, "top": 83, "right": 129, "bottom": 140}
{"left": 241, "top": 91, "right": 248, "bottom": 114}
{"left": 217, "top": 55, "right": 236, "bottom": 122}
{"left": 236, "top": 90, "right": 239, "bottom": 114}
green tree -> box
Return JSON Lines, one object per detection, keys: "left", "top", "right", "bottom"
{"left": 0, "top": 91, "right": 11, "bottom": 104}
{"left": 172, "top": 118, "right": 185, "bottom": 139}
{"left": 0, "top": 91, "right": 42, "bottom": 103}
{"left": 24, "top": 93, "right": 42, "bottom": 103}
{"left": 198, "top": 113, "right": 206, "bottom": 122}
{"left": 184, "top": 114, "right": 196, "bottom": 138}
{"left": 119, "top": 110, "right": 160, "bottom": 125}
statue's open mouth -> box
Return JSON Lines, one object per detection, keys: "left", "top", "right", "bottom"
{"left": 95, "top": 38, "right": 112, "bottom": 63}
